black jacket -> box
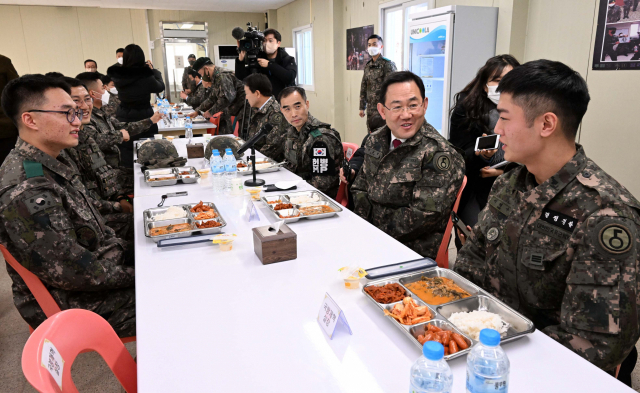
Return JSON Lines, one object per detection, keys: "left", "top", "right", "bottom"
{"left": 235, "top": 47, "right": 297, "bottom": 99}
{"left": 107, "top": 65, "right": 165, "bottom": 122}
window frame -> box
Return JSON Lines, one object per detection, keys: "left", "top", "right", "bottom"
{"left": 292, "top": 24, "right": 314, "bottom": 91}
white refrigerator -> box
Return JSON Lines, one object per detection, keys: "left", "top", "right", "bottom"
{"left": 407, "top": 5, "right": 498, "bottom": 138}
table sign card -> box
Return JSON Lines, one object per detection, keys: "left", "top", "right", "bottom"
{"left": 317, "top": 292, "right": 352, "bottom": 339}
{"left": 41, "top": 338, "right": 64, "bottom": 390}
{"left": 245, "top": 202, "right": 260, "bottom": 222}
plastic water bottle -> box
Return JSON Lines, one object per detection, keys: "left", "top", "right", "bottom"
{"left": 409, "top": 341, "right": 453, "bottom": 393}
{"left": 210, "top": 149, "right": 224, "bottom": 194}
{"left": 466, "top": 329, "right": 510, "bottom": 393}
{"left": 223, "top": 148, "right": 237, "bottom": 193}
{"left": 185, "top": 117, "right": 193, "bottom": 141}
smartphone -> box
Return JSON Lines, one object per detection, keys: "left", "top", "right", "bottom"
{"left": 451, "top": 211, "right": 471, "bottom": 239}
{"left": 475, "top": 134, "right": 500, "bottom": 151}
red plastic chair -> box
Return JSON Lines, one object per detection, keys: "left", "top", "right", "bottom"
{"left": 435, "top": 176, "right": 467, "bottom": 269}
{"left": 22, "top": 309, "right": 137, "bottom": 393}
{"left": 342, "top": 142, "right": 359, "bottom": 161}
{"left": 207, "top": 112, "right": 222, "bottom": 135}
{"left": 0, "top": 244, "right": 135, "bottom": 344}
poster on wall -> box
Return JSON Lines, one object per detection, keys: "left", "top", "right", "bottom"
{"left": 346, "top": 25, "right": 374, "bottom": 70}
{"left": 592, "top": 0, "right": 640, "bottom": 70}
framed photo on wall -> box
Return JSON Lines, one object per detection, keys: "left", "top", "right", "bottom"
{"left": 346, "top": 25, "right": 374, "bottom": 70}
{"left": 592, "top": 0, "right": 640, "bottom": 70}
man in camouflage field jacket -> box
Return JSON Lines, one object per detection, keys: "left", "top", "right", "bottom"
{"left": 279, "top": 87, "right": 343, "bottom": 199}
{"left": 0, "top": 75, "right": 135, "bottom": 336}
{"left": 352, "top": 71, "right": 464, "bottom": 259}
{"left": 359, "top": 34, "right": 397, "bottom": 132}
{"left": 243, "top": 74, "right": 289, "bottom": 162}
{"left": 454, "top": 60, "right": 640, "bottom": 376}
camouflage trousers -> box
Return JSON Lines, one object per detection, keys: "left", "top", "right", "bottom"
{"left": 71, "top": 287, "right": 137, "bottom": 337}
{"left": 117, "top": 167, "right": 134, "bottom": 195}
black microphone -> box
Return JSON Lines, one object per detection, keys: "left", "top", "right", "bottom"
{"left": 237, "top": 123, "right": 273, "bottom": 155}
{"left": 232, "top": 27, "right": 245, "bottom": 41}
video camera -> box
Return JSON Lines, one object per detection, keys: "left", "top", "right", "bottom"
{"left": 232, "top": 23, "right": 265, "bottom": 74}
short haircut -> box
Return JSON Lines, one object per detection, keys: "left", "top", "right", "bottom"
{"left": 45, "top": 72, "right": 65, "bottom": 79}
{"left": 278, "top": 86, "right": 306, "bottom": 103}
{"left": 84, "top": 59, "right": 97, "bottom": 67}
{"left": 244, "top": 73, "right": 273, "bottom": 97}
{"left": 62, "top": 77, "right": 87, "bottom": 92}
{"left": 1, "top": 74, "right": 71, "bottom": 127}
{"left": 368, "top": 34, "right": 383, "bottom": 44}
{"left": 116, "top": 48, "right": 124, "bottom": 54}
{"left": 263, "top": 28, "right": 282, "bottom": 42}
{"left": 188, "top": 54, "right": 196, "bottom": 59}
{"left": 497, "top": 59, "right": 590, "bottom": 139}
{"left": 379, "top": 71, "right": 425, "bottom": 105}
{"left": 188, "top": 69, "right": 200, "bottom": 78}
{"left": 75, "top": 72, "right": 102, "bottom": 91}
{"left": 100, "top": 74, "right": 112, "bottom": 85}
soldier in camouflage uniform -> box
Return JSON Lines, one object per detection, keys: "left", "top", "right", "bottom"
{"left": 0, "top": 75, "right": 135, "bottom": 336}
{"left": 352, "top": 71, "right": 464, "bottom": 258}
{"left": 184, "top": 71, "right": 206, "bottom": 109}
{"left": 181, "top": 54, "right": 197, "bottom": 94}
{"left": 243, "top": 74, "right": 289, "bottom": 162}
{"left": 359, "top": 35, "right": 397, "bottom": 132}
{"left": 188, "top": 57, "right": 247, "bottom": 136}
{"left": 279, "top": 87, "right": 343, "bottom": 199}
{"left": 454, "top": 60, "right": 640, "bottom": 376}
{"left": 101, "top": 74, "right": 120, "bottom": 117}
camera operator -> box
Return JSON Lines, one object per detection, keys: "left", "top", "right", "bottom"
{"left": 235, "top": 28, "right": 297, "bottom": 99}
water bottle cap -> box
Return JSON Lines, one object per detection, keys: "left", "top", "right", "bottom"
{"left": 186, "top": 116, "right": 191, "bottom": 119}
{"left": 423, "top": 341, "right": 444, "bottom": 361}
{"left": 212, "top": 149, "right": 220, "bottom": 156}
{"left": 479, "top": 329, "right": 501, "bottom": 346}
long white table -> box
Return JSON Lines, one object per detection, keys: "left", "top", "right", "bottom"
{"left": 133, "top": 138, "right": 633, "bottom": 392}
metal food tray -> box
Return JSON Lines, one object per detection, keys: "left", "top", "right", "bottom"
{"left": 144, "top": 166, "right": 201, "bottom": 187}
{"left": 362, "top": 267, "right": 535, "bottom": 360}
{"left": 260, "top": 191, "right": 343, "bottom": 223}
{"left": 236, "top": 157, "right": 281, "bottom": 176}
{"left": 143, "top": 202, "right": 227, "bottom": 242}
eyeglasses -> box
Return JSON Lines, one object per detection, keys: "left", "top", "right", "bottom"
{"left": 382, "top": 101, "right": 424, "bottom": 115}
{"left": 27, "top": 108, "right": 84, "bottom": 123}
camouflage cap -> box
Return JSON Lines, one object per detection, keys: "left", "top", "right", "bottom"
{"left": 204, "top": 137, "right": 243, "bottom": 160}
{"left": 137, "top": 140, "right": 180, "bottom": 164}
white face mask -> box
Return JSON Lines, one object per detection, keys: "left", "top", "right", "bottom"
{"left": 264, "top": 42, "right": 278, "bottom": 55}
{"left": 117, "top": 57, "right": 124, "bottom": 65}
{"left": 367, "top": 47, "right": 381, "bottom": 57}
{"left": 97, "top": 90, "right": 110, "bottom": 105}
{"left": 109, "top": 87, "right": 118, "bottom": 95}
{"left": 487, "top": 84, "right": 500, "bottom": 105}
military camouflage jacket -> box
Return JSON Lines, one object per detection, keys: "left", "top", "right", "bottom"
{"left": 352, "top": 122, "right": 465, "bottom": 258}
{"left": 102, "top": 92, "right": 121, "bottom": 117}
{"left": 186, "top": 81, "right": 206, "bottom": 109}
{"left": 182, "top": 65, "right": 196, "bottom": 91}
{"left": 86, "top": 105, "right": 152, "bottom": 167}
{"left": 454, "top": 146, "right": 640, "bottom": 372}
{"left": 0, "top": 138, "right": 135, "bottom": 329}
{"left": 246, "top": 97, "right": 289, "bottom": 162}
{"left": 284, "top": 114, "right": 343, "bottom": 199}
{"left": 195, "top": 67, "right": 246, "bottom": 118}
{"left": 359, "top": 56, "right": 397, "bottom": 116}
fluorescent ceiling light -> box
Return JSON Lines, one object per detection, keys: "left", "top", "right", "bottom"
{"left": 181, "top": 23, "right": 194, "bottom": 29}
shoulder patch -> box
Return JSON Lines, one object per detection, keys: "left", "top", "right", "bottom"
{"left": 270, "top": 112, "right": 285, "bottom": 124}
{"left": 310, "top": 129, "right": 322, "bottom": 138}
{"left": 23, "top": 161, "right": 44, "bottom": 179}
{"left": 433, "top": 152, "right": 452, "bottom": 172}
{"left": 597, "top": 220, "right": 633, "bottom": 255}
{"left": 24, "top": 191, "right": 56, "bottom": 215}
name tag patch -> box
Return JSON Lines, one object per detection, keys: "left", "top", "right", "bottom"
{"left": 534, "top": 220, "right": 572, "bottom": 242}
{"left": 539, "top": 208, "right": 577, "bottom": 231}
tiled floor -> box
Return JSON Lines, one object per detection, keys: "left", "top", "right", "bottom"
{"left": 1, "top": 246, "right": 639, "bottom": 392}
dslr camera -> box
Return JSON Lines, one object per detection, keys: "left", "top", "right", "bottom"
{"left": 233, "top": 23, "right": 265, "bottom": 73}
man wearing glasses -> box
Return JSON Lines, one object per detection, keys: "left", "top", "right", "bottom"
{"left": 0, "top": 74, "right": 136, "bottom": 337}
{"left": 351, "top": 71, "right": 465, "bottom": 259}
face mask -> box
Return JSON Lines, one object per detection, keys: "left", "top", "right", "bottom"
{"left": 189, "top": 60, "right": 195, "bottom": 66}
{"left": 264, "top": 42, "right": 278, "bottom": 55}
{"left": 367, "top": 47, "right": 381, "bottom": 57}
{"left": 117, "top": 57, "right": 123, "bottom": 65}
{"left": 109, "top": 87, "right": 118, "bottom": 95}
{"left": 487, "top": 85, "right": 500, "bottom": 105}
{"left": 95, "top": 90, "right": 110, "bottom": 105}
{"left": 202, "top": 69, "right": 212, "bottom": 83}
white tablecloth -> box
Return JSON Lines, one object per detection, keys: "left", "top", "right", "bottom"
{"left": 133, "top": 138, "right": 632, "bottom": 392}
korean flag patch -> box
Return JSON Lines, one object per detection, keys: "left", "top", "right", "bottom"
{"left": 314, "top": 147, "right": 327, "bottom": 157}
{"left": 309, "top": 140, "right": 335, "bottom": 176}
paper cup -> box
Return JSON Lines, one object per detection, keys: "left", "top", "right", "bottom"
{"left": 154, "top": 134, "right": 163, "bottom": 139}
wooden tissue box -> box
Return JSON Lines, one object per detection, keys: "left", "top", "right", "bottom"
{"left": 252, "top": 224, "right": 297, "bottom": 264}
{"left": 186, "top": 143, "right": 204, "bottom": 158}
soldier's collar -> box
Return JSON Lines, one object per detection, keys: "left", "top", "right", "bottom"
{"left": 258, "top": 96, "right": 273, "bottom": 113}
{"left": 92, "top": 106, "right": 106, "bottom": 117}
{"left": 521, "top": 144, "right": 588, "bottom": 207}
{"left": 14, "top": 138, "right": 78, "bottom": 182}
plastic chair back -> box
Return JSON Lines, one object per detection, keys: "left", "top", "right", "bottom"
{"left": 435, "top": 176, "right": 467, "bottom": 268}
{"left": 342, "top": 142, "right": 359, "bottom": 161}
{"left": 22, "top": 309, "right": 137, "bottom": 393}
{"left": 208, "top": 112, "right": 222, "bottom": 135}
{"left": 0, "top": 244, "right": 61, "bottom": 320}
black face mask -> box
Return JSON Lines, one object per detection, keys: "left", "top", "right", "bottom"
{"left": 189, "top": 60, "right": 195, "bottom": 66}
{"left": 202, "top": 69, "right": 212, "bottom": 82}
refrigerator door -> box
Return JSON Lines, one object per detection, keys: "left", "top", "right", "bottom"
{"left": 408, "top": 13, "right": 454, "bottom": 137}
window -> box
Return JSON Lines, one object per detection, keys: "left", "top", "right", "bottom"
{"left": 293, "top": 24, "right": 314, "bottom": 91}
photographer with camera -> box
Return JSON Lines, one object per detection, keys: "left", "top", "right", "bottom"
{"left": 234, "top": 27, "right": 297, "bottom": 99}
